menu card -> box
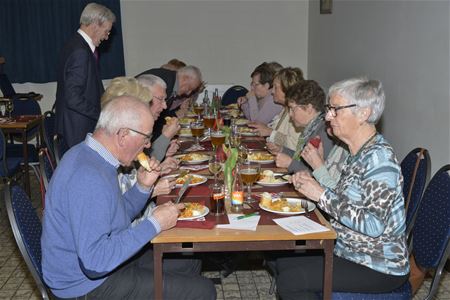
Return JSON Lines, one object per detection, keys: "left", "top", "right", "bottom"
{"left": 273, "top": 216, "right": 330, "bottom": 235}
{"left": 216, "top": 214, "right": 260, "bottom": 231}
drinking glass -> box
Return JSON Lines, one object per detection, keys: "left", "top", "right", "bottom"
{"left": 238, "top": 161, "right": 260, "bottom": 203}
{"left": 203, "top": 109, "right": 215, "bottom": 136}
{"left": 190, "top": 121, "right": 205, "bottom": 149}
{"left": 209, "top": 182, "right": 225, "bottom": 216}
{"left": 208, "top": 156, "right": 223, "bottom": 184}
{"left": 6, "top": 100, "right": 14, "bottom": 120}
{"left": 210, "top": 130, "right": 225, "bottom": 151}
{"left": 193, "top": 104, "right": 204, "bottom": 120}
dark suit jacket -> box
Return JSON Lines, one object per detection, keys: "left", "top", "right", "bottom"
{"left": 55, "top": 33, "right": 104, "bottom": 149}
{"left": 136, "top": 68, "right": 178, "bottom": 142}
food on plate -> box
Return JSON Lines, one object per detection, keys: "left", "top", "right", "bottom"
{"left": 227, "top": 103, "right": 239, "bottom": 109}
{"left": 260, "top": 196, "right": 304, "bottom": 213}
{"left": 178, "top": 153, "right": 209, "bottom": 162}
{"left": 175, "top": 174, "right": 205, "bottom": 185}
{"left": 234, "top": 119, "right": 248, "bottom": 126}
{"left": 179, "top": 117, "right": 196, "bottom": 125}
{"left": 248, "top": 152, "right": 273, "bottom": 161}
{"left": 178, "top": 128, "right": 192, "bottom": 136}
{"left": 260, "top": 192, "right": 273, "bottom": 207}
{"left": 258, "top": 170, "right": 284, "bottom": 183}
{"left": 238, "top": 127, "right": 255, "bottom": 134}
{"left": 179, "top": 202, "right": 205, "bottom": 218}
{"left": 229, "top": 109, "right": 241, "bottom": 118}
{"left": 137, "top": 152, "right": 151, "bottom": 172}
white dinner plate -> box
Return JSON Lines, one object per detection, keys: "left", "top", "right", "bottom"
{"left": 256, "top": 173, "right": 288, "bottom": 186}
{"left": 178, "top": 204, "right": 209, "bottom": 220}
{"left": 235, "top": 119, "right": 248, "bottom": 126}
{"left": 240, "top": 130, "right": 258, "bottom": 137}
{"left": 163, "top": 174, "right": 208, "bottom": 188}
{"left": 174, "top": 154, "right": 211, "bottom": 165}
{"left": 259, "top": 198, "right": 316, "bottom": 215}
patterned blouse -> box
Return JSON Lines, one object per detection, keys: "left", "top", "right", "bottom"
{"left": 318, "top": 134, "right": 409, "bottom": 276}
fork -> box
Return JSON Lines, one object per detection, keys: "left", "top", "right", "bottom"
{"left": 301, "top": 199, "right": 310, "bottom": 217}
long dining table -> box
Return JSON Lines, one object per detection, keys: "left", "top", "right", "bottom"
{"left": 152, "top": 132, "right": 337, "bottom": 300}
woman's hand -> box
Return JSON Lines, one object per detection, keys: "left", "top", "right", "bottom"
{"left": 248, "top": 122, "right": 273, "bottom": 137}
{"left": 266, "top": 142, "right": 281, "bottom": 154}
{"left": 275, "top": 152, "right": 292, "bottom": 168}
{"left": 301, "top": 141, "right": 324, "bottom": 170}
{"left": 291, "top": 171, "right": 324, "bottom": 202}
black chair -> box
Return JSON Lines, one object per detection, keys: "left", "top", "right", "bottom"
{"left": 5, "top": 182, "right": 51, "bottom": 299}
{"left": 0, "top": 129, "right": 22, "bottom": 182}
{"left": 38, "top": 148, "right": 55, "bottom": 208}
{"left": 400, "top": 147, "right": 431, "bottom": 243}
{"left": 221, "top": 85, "right": 248, "bottom": 106}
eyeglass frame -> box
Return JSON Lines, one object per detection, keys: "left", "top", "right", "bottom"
{"left": 324, "top": 104, "right": 357, "bottom": 117}
{"left": 122, "top": 127, "right": 153, "bottom": 144}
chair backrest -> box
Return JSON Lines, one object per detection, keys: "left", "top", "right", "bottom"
{"left": 12, "top": 98, "right": 42, "bottom": 117}
{"left": 42, "top": 110, "right": 56, "bottom": 161}
{"left": 0, "top": 73, "right": 16, "bottom": 97}
{"left": 411, "top": 164, "right": 450, "bottom": 299}
{"left": 400, "top": 148, "right": 431, "bottom": 237}
{"left": 221, "top": 85, "right": 248, "bottom": 106}
{"left": 5, "top": 182, "right": 50, "bottom": 299}
{"left": 38, "top": 148, "right": 54, "bottom": 207}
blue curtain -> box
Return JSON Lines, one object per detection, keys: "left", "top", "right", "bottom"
{"left": 0, "top": 0, "right": 125, "bottom": 83}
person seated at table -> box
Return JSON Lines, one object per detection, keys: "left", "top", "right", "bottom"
{"left": 276, "top": 77, "right": 409, "bottom": 299}
{"left": 248, "top": 67, "right": 304, "bottom": 151}
{"left": 267, "top": 80, "right": 334, "bottom": 173}
{"left": 100, "top": 76, "right": 179, "bottom": 194}
{"left": 41, "top": 95, "right": 216, "bottom": 300}
{"left": 136, "top": 65, "right": 204, "bottom": 141}
{"left": 300, "top": 123, "right": 349, "bottom": 189}
{"left": 237, "top": 62, "right": 283, "bottom": 124}
{"left": 161, "top": 58, "right": 187, "bottom": 71}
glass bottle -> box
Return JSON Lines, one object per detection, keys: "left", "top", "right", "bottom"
{"left": 231, "top": 164, "right": 244, "bottom": 213}
{"left": 202, "top": 90, "right": 210, "bottom": 109}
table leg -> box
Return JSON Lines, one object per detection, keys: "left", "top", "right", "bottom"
{"left": 21, "top": 130, "right": 30, "bottom": 196}
{"left": 153, "top": 245, "right": 164, "bottom": 300}
{"left": 322, "top": 240, "right": 334, "bottom": 300}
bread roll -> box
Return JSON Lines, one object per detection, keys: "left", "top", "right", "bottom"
{"left": 137, "top": 152, "right": 151, "bottom": 172}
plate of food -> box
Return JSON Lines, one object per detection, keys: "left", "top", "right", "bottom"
{"left": 238, "top": 127, "right": 257, "bottom": 136}
{"left": 259, "top": 193, "right": 315, "bottom": 215}
{"left": 185, "top": 112, "right": 197, "bottom": 118}
{"left": 163, "top": 174, "right": 208, "bottom": 188}
{"left": 178, "top": 128, "right": 193, "bottom": 137}
{"left": 179, "top": 117, "right": 196, "bottom": 127}
{"left": 175, "top": 153, "right": 211, "bottom": 164}
{"left": 234, "top": 118, "right": 248, "bottom": 126}
{"left": 227, "top": 103, "right": 239, "bottom": 110}
{"left": 228, "top": 109, "right": 242, "bottom": 118}
{"left": 247, "top": 152, "right": 275, "bottom": 164}
{"left": 256, "top": 170, "right": 288, "bottom": 187}
{"left": 178, "top": 202, "right": 209, "bottom": 220}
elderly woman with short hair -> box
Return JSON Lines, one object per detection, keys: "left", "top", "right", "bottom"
{"left": 275, "top": 77, "right": 409, "bottom": 299}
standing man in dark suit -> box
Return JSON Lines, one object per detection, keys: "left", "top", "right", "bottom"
{"left": 136, "top": 66, "right": 203, "bottom": 141}
{"left": 55, "top": 3, "right": 116, "bottom": 151}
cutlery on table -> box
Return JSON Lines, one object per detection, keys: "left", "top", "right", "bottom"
{"left": 174, "top": 175, "right": 192, "bottom": 204}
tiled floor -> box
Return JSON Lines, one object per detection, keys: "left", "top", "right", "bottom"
{"left": 0, "top": 175, "right": 449, "bottom": 299}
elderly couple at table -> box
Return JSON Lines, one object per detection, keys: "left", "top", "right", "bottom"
{"left": 41, "top": 76, "right": 409, "bottom": 300}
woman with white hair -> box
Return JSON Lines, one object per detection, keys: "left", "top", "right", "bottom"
{"left": 275, "top": 77, "right": 409, "bottom": 299}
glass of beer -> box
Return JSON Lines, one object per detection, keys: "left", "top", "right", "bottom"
{"left": 209, "top": 156, "right": 223, "bottom": 184}
{"left": 203, "top": 110, "right": 215, "bottom": 136}
{"left": 193, "top": 104, "right": 204, "bottom": 120}
{"left": 238, "top": 161, "right": 260, "bottom": 203}
{"left": 210, "top": 183, "right": 225, "bottom": 216}
{"left": 190, "top": 121, "right": 205, "bottom": 148}
{"left": 210, "top": 130, "right": 226, "bottom": 151}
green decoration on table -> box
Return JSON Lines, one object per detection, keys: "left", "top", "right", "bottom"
{"left": 224, "top": 147, "right": 238, "bottom": 194}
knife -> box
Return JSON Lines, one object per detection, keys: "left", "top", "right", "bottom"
{"left": 174, "top": 175, "right": 192, "bottom": 204}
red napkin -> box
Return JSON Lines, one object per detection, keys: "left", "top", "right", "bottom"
{"left": 309, "top": 136, "right": 321, "bottom": 148}
{"left": 176, "top": 219, "right": 216, "bottom": 229}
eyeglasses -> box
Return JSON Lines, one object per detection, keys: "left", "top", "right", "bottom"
{"left": 324, "top": 104, "right": 357, "bottom": 117}
{"left": 125, "top": 128, "right": 152, "bottom": 145}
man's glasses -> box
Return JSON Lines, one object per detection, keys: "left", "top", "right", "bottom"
{"left": 324, "top": 104, "right": 357, "bottom": 117}
{"left": 125, "top": 128, "right": 152, "bottom": 145}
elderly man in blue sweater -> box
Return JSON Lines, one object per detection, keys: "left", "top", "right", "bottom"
{"left": 41, "top": 96, "right": 216, "bottom": 299}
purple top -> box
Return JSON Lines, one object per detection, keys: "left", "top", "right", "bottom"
{"left": 241, "top": 93, "right": 283, "bottom": 124}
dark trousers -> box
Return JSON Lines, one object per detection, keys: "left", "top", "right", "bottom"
{"left": 275, "top": 254, "right": 409, "bottom": 300}
{"left": 56, "top": 249, "right": 216, "bottom": 300}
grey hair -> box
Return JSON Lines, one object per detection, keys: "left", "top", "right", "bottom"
{"left": 80, "top": 3, "right": 116, "bottom": 26}
{"left": 136, "top": 74, "right": 167, "bottom": 90}
{"left": 328, "top": 77, "right": 385, "bottom": 124}
{"left": 177, "top": 65, "right": 202, "bottom": 82}
{"left": 96, "top": 95, "right": 150, "bottom": 135}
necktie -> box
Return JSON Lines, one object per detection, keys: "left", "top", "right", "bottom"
{"left": 93, "top": 48, "right": 99, "bottom": 63}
